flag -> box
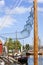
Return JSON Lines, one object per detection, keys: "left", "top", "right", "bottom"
{"left": 21, "top": 6, "right": 34, "bottom": 38}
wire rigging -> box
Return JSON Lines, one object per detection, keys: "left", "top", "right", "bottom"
{"left": 0, "top": 3, "right": 34, "bottom": 40}
{"left": 0, "top": 0, "right": 22, "bottom": 28}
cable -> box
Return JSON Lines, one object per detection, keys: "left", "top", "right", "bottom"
{"left": 0, "top": 0, "right": 22, "bottom": 28}
{"left": 0, "top": 1, "right": 34, "bottom": 40}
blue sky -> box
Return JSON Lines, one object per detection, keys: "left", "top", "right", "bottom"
{"left": 0, "top": 0, "right": 43, "bottom": 45}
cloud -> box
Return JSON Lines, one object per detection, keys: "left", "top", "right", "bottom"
{"left": 0, "top": 16, "right": 16, "bottom": 29}
{"left": 5, "top": 6, "right": 43, "bottom": 15}
{"left": 38, "top": 7, "right": 43, "bottom": 12}
{"left": 0, "top": 6, "right": 31, "bottom": 29}
{"left": 0, "top": 0, "right": 5, "bottom": 6}
{"left": 38, "top": 0, "right": 43, "bottom": 3}
{"left": 10, "top": 7, "right": 31, "bottom": 14}
{"left": 26, "top": 0, "right": 43, "bottom": 3}
{"left": 5, "top": 6, "right": 31, "bottom": 15}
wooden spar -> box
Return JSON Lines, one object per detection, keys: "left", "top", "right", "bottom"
{"left": 34, "top": 0, "right": 38, "bottom": 65}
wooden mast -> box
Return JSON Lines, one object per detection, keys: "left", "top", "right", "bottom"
{"left": 34, "top": 0, "right": 38, "bottom": 65}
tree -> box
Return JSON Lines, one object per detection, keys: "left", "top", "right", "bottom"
{"left": 4, "top": 38, "right": 22, "bottom": 51}
{"left": 4, "top": 38, "right": 14, "bottom": 50}
{"left": 25, "top": 44, "right": 29, "bottom": 51}
{"left": 14, "top": 40, "right": 22, "bottom": 51}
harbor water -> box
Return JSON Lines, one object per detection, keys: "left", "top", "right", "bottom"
{"left": 28, "top": 56, "right": 43, "bottom": 65}
{"left": 13, "top": 56, "right": 43, "bottom": 65}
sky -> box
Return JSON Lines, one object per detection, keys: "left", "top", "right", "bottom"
{"left": 0, "top": 0, "right": 43, "bottom": 45}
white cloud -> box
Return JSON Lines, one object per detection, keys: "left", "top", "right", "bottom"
{"left": 26, "top": 0, "right": 43, "bottom": 3}
{"left": 0, "top": 0, "right": 5, "bottom": 6}
{"left": 38, "top": 0, "right": 43, "bottom": 3}
{"left": 5, "top": 6, "right": 43, "bottom": 15}
{"left": 11, "top": 7, "right": 31, "bottom": 14}
{"left": 38, "top": 7, "right": 43, "bottom": 12}
{"left": 5, "top": 6, "right": 31, "bottom": 15}
{"left": 0, "top": 6, "right": 32, "bottom": 29}
{"left": 0, "top": 16, "right": 16, "bottom": 29}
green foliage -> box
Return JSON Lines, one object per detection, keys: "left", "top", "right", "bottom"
{"left": 4, "top": 38, "right": 22, "bottom": 50}
{"left": 4, "top": 38, "right": 14, "bottom": 50}
{"left": 23, "top": 45, "right": 25, "bottom": 49}
{"left": 25, "top": 44, "right": 29, "bottom": 51}
{"left": 13, "top": 40, "right": 21, "bottom": 50}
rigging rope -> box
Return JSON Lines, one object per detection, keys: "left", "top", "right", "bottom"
{"left": 0, "top": 5, "right": 34, "bottom": 40}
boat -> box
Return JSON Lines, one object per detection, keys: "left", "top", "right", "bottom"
{"left": 18, "top": 56, "right": 28, "bottom": 64}
{"left": 0, "top": 59, "right": 5, "bottom": 65}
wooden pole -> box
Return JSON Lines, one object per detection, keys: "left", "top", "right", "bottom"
{"left": 34, "top": 0, "right": 38, "bottom": 65}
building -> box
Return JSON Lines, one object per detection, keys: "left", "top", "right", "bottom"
{"left": 0, "top": 40, "right": 3, "bottom": 55}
